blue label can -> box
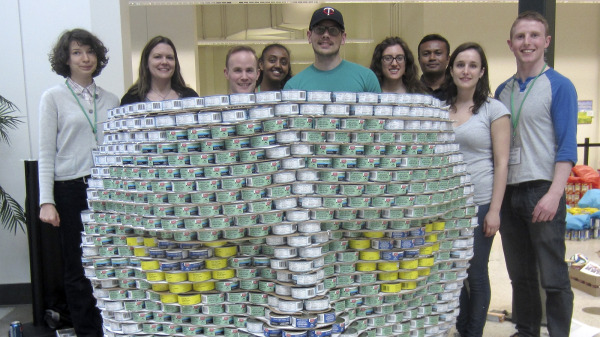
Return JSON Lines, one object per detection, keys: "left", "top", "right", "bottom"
{"left": 9, "top": 321, "right": 23, "bottom": 337}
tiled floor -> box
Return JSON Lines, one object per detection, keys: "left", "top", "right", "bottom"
{"left": 2, "top": 237, "right": 599, "bottom": 336}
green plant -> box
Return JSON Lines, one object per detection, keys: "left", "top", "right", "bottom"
{"left": 0, "top": 95, "right": 26, "bottom": 234}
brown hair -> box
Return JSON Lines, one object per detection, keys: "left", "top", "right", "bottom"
{"left": 444, "top": 42, "right": 491, "bottom": 114}
{"left": 225, "top": 45, "right": 258, "bottom": 69}
{"left": 124, "top": 36, "right": 189, "bottom": 102}
{"left": 49, "top": 28, "right": 108, "bottom": 78}
{"left": 370, "top": 37, "right": 426, "bottom": 94}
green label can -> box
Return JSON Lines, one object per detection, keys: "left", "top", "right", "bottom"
{"left": 352, "top": 132, "right": 374, "bottom": 143}
{"left": 364, "top": 119, "right": 385, "bottom": 130}
{"left": 339, "top": 144, "right": 364, "bottom": 155}
{"left": 301, "top": 131, "right": 326, "bottom": 142}
{"left": 239, "top": 149, "right": 265, "bottom": 162}
{"left": 262, "top": 118, "right": 287, "bottom": 132}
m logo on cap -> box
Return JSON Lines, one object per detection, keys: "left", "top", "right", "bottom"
{"left": 323, "top": 7, "right": 335, "bottom": 16}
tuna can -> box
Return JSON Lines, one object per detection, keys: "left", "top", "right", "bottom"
{"left": 352, "top": 132, "right": 374, "bottom": 143}
{"left": 307, "top": 91, "right": 332, "bottom": 102}
{"left": 250, "top": 134, "right": 277, "bottom": 148}
{"left": 200, "top": 140, "right": 225, "bottom": 152}
{"left": 346, "top": 171, "right": 370, "bottom": 182}
{"left": 289, "top": 116, "right": 313, "bottom": 128}
{"left": 301, "top": 131, "right": 326, "bottom": 142}
{"left": 225, "top": 137, "right": 250, "bottom": 150}
{"left": 274, "top": 103, "right": 299, "bottom": 116}
{"left": 327, "top": 132, "right": 351, "bottom": 143}
{"left": 315, "top": 144, "right": 340, "bottom": 155}
{"left": 340, "top": 118, "right": 365, "bottom": 130}
{"left": 290, "top": 144, "right": 313, "bottom": 155}
{"left": 236, "top": 121, "right": 262, "bottom": 135}
{"left": 307, "top": 157, "right": 332, "bottom": 168}
{"left": 255, "top": 91, "right": 282, "bottom": 103}
{"left": 315, "top": 117, "right": 339, "bottom": 129}
{"left": 187, "top": 127, "right": 211, "bottom": 140}
{"left": 211, "top": 125, "right": 236, "bottom": 139}
{"left": 281, "top": 90, "right": 306, "bottom": 101}
{"left": 340, "top": 144, "right": 364, "bottom": 155}
{"left": 332, "top": 158, "right": 357, "bottom": 169}
{"left": 189, "top": 153, "right": 215, "bottom": 165}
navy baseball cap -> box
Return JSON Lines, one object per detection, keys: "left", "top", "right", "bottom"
{"left": 309, "top": 7, "right": 345, "bottom": 31}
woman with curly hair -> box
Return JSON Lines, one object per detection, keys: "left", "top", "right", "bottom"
{"left": 39, "top": 28, "right": 119, "bottom": 337}
{"left": 370, "top": 37, "right": 426, "bottom": 94}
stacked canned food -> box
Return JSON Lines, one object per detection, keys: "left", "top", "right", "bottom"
{"left": 83, "top": 91, "right": 477, "bottom": 337}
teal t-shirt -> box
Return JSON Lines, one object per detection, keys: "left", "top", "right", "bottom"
{"left": 284, "top": 60, "right": 381, "bottom": 93}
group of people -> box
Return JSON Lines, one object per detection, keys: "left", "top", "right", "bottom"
{"left": 38, "top": 6, "right": 577, "bottom": 337}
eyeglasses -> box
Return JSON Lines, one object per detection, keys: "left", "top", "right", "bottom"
{"left": 312, "top": 25, "right": 343, "bottom": 37}
{"left": 382, "top": 55, "right": 406, "bottom": 64}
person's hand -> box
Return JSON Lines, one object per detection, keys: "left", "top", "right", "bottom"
{"left": 483, "top": 211, "right": 500, "bottom": 237}
{"left": 40, "top": 203, "right": 60, "bottom": 227}
{"left": 532, "top": 191, "right": 561, "bottom": 223}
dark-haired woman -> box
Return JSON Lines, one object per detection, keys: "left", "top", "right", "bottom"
{"left": 370, "top": 37, "right": 426, "bottom": 94}
{"left": 256, "top": 44, "right": 292, "bottom": 92}
{"left": 445, "top": 42, "right": 510, "bottom": 337}
{"left": 121, "top": 36, "right": 198, "bottom": 105}
{"left": 39, "top": 28, "right": 119, "bottom": 337}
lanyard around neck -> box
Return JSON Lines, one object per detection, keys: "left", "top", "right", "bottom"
{"left": 509, "top": 63, "right": 547, "bottom": 139}
{"left": 66, "top": 79, "right": 97, "bottom": 134}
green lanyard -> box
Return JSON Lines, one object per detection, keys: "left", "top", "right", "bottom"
{"left": 66, "top": 79, "right": 97, "bottom": 134}
{"left": 509, "top": 63, "right": 547, "bottom": 140}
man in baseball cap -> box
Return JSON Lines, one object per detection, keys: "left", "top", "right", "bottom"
{"left": 284, "top": 6, "right": 380, "bottom": 92}
{"left": 309, "top": 6, "right": 345, "bottom": 31}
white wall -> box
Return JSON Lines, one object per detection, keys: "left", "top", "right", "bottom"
{"left": 0, "top": 0, "right": 128, "bottom": 286}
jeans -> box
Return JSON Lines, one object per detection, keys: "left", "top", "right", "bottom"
{"left": 456, "top": 203, "right": 494, "bottom": 337}
{"left": 500, "top": 181, "right": 573, "bottom": 337}
{"left": 54, "top": 178, "right": 103, "bottom": 337}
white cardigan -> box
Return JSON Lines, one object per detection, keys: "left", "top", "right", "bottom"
{"left": 38, "top": 82, "right": 118, "bottom": 205}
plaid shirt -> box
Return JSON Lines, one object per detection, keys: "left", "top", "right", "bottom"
{"left": 67, "top": 78, "right": 96, "bottom": 106}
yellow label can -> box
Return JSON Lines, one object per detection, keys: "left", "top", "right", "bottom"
{"left": 178, "top": 293, "right": 201, "bottom": 306}
{"left": 160, "top": 292, "right": 178, "bottom": 303}
{"left": 188, "top": 271, "right": 212, "bottom": 282}
{"left": 356, "top": 262, "right": 377, "bottom": 271}
{"left": 146, "top": 271, "right": 165, "bottom": 281}
{"left": 378, "top": 271, "right": 399, "bottom": 281}
{"left": 212, "top": 269, "right": 235, "bottom": 280}
{"left": 169, "top": 282, "right": 192, "bottom": 294}
{"left": 214, "top": 246, "right": 238, "bottom": 257}
{"left": 359, "top": 251, "right": 381, "bottom": 261}
{"left": 165, "top": 271, "right": 188, "bottom": 283}
{"left": 381, "top": 283, "right": 402, "bottom": 293}
{"left": 206, "top": 258, "right": 228, "bottom": 270}
{"left": 377, "top": 262, "right": 399, "bottom": 271}
{"left": 193, "top": 281, "right": 216, "bottom": 292}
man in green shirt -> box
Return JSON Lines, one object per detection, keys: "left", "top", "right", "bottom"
{"left": 284, "top": 7, "right": 381, "bottom": 93}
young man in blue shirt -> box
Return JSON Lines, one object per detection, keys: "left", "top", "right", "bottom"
{"left": 495, "top": 11, "right": 577, "bottom": 337}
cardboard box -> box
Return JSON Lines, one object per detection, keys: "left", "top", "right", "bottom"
{"left": 569, "top": 267, "right": 600, "bottom": 297}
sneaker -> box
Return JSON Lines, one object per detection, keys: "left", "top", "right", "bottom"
{"left": 44, "top": 309, "right": 63, "bottom": 330}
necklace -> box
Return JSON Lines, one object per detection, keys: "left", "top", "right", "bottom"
{"left": 150, "top": 88, "right": 173, "bottom": 100}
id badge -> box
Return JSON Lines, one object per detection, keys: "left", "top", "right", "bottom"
{"left": 509, "top": 147, "right": 521, "bottom": 165}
